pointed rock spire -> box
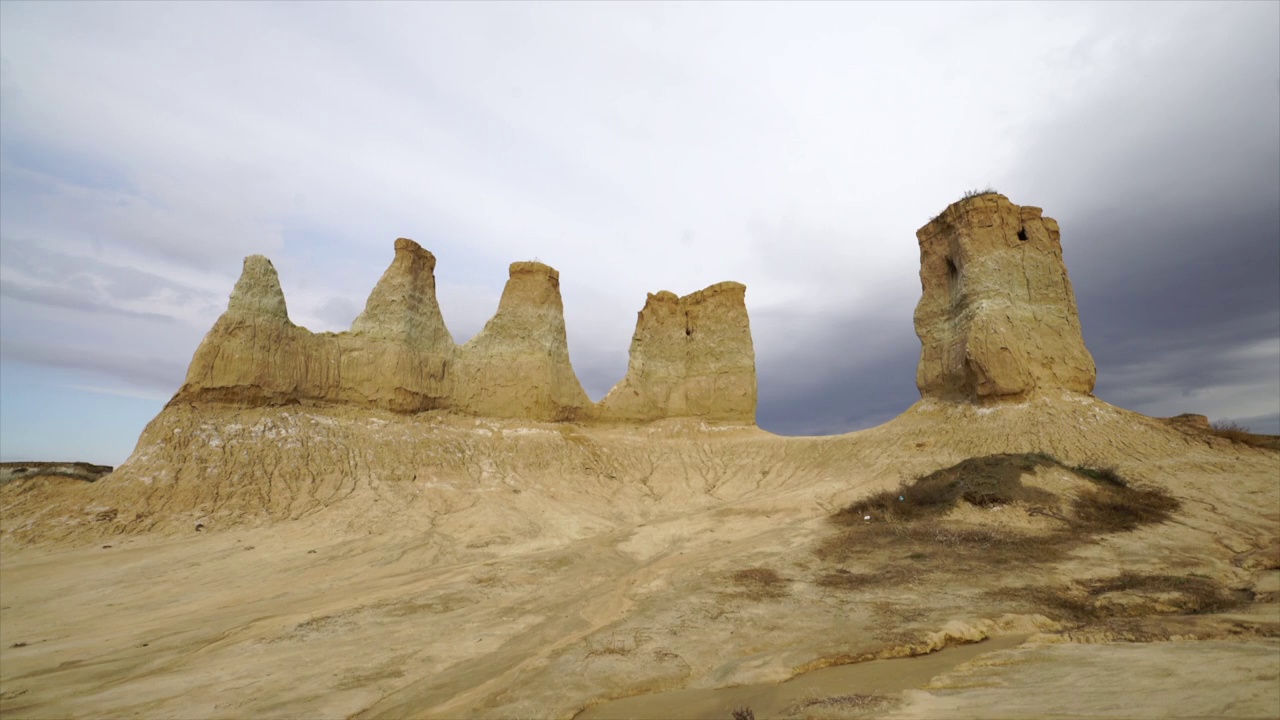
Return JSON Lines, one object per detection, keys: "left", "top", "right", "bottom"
{"left": 454, "top": 261, "right": 592, "bottom": 420}
{"left": 350, "top": 238, "right": 453, "bottom": 350}
{"left": 226, "top": 255, "right": 290, "bottom": 321}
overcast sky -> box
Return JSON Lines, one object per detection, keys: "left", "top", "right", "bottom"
{"left": 1, "top": 1, "right": 1277, "bottom": 464}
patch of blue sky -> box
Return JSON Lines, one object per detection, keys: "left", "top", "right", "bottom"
{"left": 0, "top": 362, "right": 166, "bottom": 465}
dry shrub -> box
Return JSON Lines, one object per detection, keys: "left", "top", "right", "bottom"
{"left": 785, "top": 693, "right": 890, "bottom": 715}
{"left": 1209, "top": 421, "right": 1280, "bottom": 451}
{"left": 1072, "top": 484, "right": 1180, "bottom": 532}
{"left": 1068, "top": 463, "right": 1128, "bottom": 487}
{"left": 728, "top": 567, "right": 790, "bottom": 601}
{"left": 816, "top": 517, "right": 1061, "bottom": 568}
{"left": 992, "top": 572, "right": 1247, "bottom": 624}
{"left": 961, "top": 187, "right": 999, "bottom": 200}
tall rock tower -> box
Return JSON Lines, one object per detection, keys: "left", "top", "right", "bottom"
{"left": 913, "top": 193, "right": 1096, "bottom": 402}
{"left": 452, "top": 261, "right": 594, "bottom": 421}
{"left": 344, "top": 238, "right": 456, "bottom": 411}
{"left": 175, "top": 254, "right": 316, "bottom": 407}
{"left": 598, "top": 282, "right": 756, "bottom": 423}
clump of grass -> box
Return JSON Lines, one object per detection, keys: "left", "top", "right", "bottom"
{"left": 728, "top": 567, "right": 790, "bottom": 601}
{"left": 731, "top": 707, "right": 755, "bottom": 720}
{"left": 1069, "top": 463, "right": 1127, "bottom": 487}
{"left": 961, "top": 186, "right": 998, "bottom": 200}
{"left": 1209, "top": 421, "right": 1280, "bottom": 451}
{"left": 1211, "top": 420, "right": 1252, "bottom": 437}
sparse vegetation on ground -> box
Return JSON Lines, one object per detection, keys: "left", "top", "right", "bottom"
{"left": 784, "top": 693, "right": 890, "bottom": 715}
{"left": 815, "top": 453, "right": 1183, "bottom": 591}
{"left": 833, "top": 452, "right": 1058, "bottom": 525}
{"left": 991, "top": 571, "right": 1249, "bottom": 626}
{"left": 1209, "top": 421, "right": 1280, "bottom": 451}
{"left": 727, "top": 567, "right": 790, "bottom": 601}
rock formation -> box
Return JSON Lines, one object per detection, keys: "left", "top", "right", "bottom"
{"left": 172, "top": 241, "right": 757, "bottom": 423}
{"left": 599, "top": 282, "right": 756, "bottom": 423}
{"left": 176, "top": 254, "right": 318, "bottom": 408}
{"left": 913, "top": 193, "right": 1096, "bottom": 402}
{"left": 345, "top": 239, "right": 455, "bottom": 411}
{"left": 0, "top": 462, "right": 113, "bottom": 486}
{"left": 452, "top": 262, "right": 593, "bottom": 421}
{"left": 177, "top": 241, "right": 456, "bottom": 412}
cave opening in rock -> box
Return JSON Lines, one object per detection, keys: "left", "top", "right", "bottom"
{"left": 1017, "top": 227, "right": 1028, "bottom": 241}
{"left": 946, "top": 257, "right": 960, "bottom": 300}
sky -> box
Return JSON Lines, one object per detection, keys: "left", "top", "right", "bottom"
{"left": 1, "top": 1, "right": 1277, "bottom": 464}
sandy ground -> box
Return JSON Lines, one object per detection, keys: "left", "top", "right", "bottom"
{"left": 2, "top": 398, "right": 1278, "bottom": 718}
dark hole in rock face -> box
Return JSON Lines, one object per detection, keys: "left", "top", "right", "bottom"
{"left": 945, "top": 257, "right": 960, "bottom": 299}
{"left": 685, "top": 327, "right": 693, "bottom": 337}
{"left": 1017, "top": 227, "right": 1028, "bottom": 241}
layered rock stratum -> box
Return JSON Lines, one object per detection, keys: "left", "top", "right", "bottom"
{"left": 914, "top": 193, "right": 1096, "bottom": 401}
{"left": 598, "top": 282, "right": 756, "bottom": 423}
{"left": 1, "top": 193, "right": 1275, "bottom": 720}
{"left": 451, "top": 262, "right": 593, "bottom": 421}
{"left": 173, "top": 239, "right": 756, "bottom": 423}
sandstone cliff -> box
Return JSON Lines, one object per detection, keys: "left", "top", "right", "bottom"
{"left": 913, "top": 193, "right": 1096, "bottom": 402}
{"left": 598, "top": 282, "right": 756, "bottom": 423}
{"left": 452, "top": 262, "right": 593, "bottom": 421}
{"left": 176, "top": 241, "right": 458, "bottom": 412}
{"left": 172, "top": 241, "right": 755, "bottom": 423}
{"left": 345, "top": 238, "right": 455, "bottom": 411}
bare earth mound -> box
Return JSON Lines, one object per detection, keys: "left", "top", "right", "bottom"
{"left": 1, "top": 194, "right": 1276, "bottom": 719}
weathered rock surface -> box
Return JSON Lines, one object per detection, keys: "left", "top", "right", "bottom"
{"left": 0, "top": 462, "right": 113, "bottom": 486}
{"left": 452, "top": 262, "right": 593, "bottom": 421}
{"left": 346, "top": 239, "right": 456, "bottom": 411}
{"left": 176, "top": 244, "right": 456, "bottom": 413}
{"left": 175, "top": 254, "right": 318, "bottom": 408}
{"left": 914, "top": 193, "right": 1096, "bottom": 402}
{"left": 172, "top": 241, "right": 754, "bottom": 423}
{"left": 6, "top": 195, "right": 1280, "bottom": 720}
{"left": 599, "top": 282, "right": 756, "bottom": 423}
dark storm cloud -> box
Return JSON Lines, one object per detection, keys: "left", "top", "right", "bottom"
{"left": 1073, "top": 206, "right": 1280, "bottom": 412}
{"left": 753, "top": 302, "right": 922, "bottom": 437}
{"left": 994, "top": 3, "right": 1280, "bottom": 430}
